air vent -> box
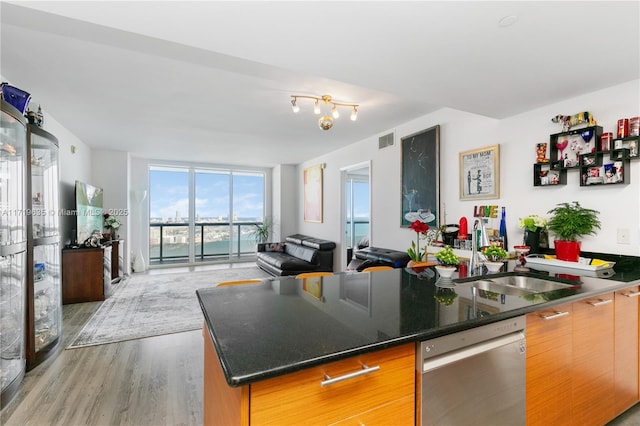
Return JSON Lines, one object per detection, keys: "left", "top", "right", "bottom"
{"left": 378, "top": 132, "right": 394, "bottom": 149}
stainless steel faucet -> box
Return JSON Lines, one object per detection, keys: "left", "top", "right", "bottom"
{"left": 469, "top": 219, "right": 480, "bottom": 273}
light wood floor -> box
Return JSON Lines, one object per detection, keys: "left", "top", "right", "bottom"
{"left": 1, "top": 301, "right": 204, "bottom": 426}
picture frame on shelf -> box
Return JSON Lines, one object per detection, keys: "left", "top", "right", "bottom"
{"left": 400, "top": 125, "right": 440, "bottom": 228}
{"left": 459, "top": 144, "right": 500, "bottom": 200}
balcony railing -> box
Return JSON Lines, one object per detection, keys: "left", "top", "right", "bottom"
{"left": 346, "top": 218, "right": 370, "bottom": 249}
{"left": 149, "top": 222, "right": 261, "bottom": 264}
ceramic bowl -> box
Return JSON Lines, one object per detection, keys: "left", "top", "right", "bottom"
{"left": 484, "top": 261, "right": 504, "bottom": 272}
{"left": 434, "top": 265, "right": 456, "bottom": 278}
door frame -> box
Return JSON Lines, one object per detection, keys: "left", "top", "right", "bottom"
{"left": 339, "top": 161, "right": 371, "bottom": 271}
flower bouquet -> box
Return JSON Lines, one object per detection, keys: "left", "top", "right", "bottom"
{"left": 518, "top": 214, "right": 548, "bottom": 232}
{"left": 103, "top": 213, "right": 121, "bottom": 239}
{"left": 518, "top": 213, "right": 549, "bottom": 254}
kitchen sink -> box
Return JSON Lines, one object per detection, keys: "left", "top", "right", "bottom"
{"left": 455, "top": 273, "right": 581, "bottom": 296}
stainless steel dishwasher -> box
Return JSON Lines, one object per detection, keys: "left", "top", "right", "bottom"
{"left": 417, "top": 316, "right": 526, "bottom": 426}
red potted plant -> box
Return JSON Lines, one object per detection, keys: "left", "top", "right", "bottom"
{"left": 546, "top": 201, "right": 601, "bottom": 262}
{"left": 407, "top": 220, "right": 430, "bottom": 270}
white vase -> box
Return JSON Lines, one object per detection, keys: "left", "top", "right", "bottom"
{"left": 434, "top": 265, "right": 456, "bottom": 278}
{"left": 132, "top": 248, "right": 146, "bottom": 272}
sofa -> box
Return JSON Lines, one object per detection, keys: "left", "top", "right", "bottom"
{"left": 346, "top": 246, "right": 410, "bottom": 272}
{"left": 256, "top": 234, "right": 336, "bottom": 276}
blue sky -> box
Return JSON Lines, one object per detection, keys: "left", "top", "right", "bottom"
{"left": 150, "top": 169, "right": 370, "bottom": 221}
{"left": 149, "top": 169, "right": 264, "bottom": 220}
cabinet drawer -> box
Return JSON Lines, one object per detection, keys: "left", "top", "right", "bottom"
{"left": 328, "top": 395, "right": 415, "bottom": 426}
{"left": 526, "top": 302, "right": 572, "bottom": 358}
{"left": 249, "top": 343, "right": 415, "bottom": 425}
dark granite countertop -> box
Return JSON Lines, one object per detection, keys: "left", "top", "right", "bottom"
{"left": 197, "top": 257, "right": 640, "bottom": 387}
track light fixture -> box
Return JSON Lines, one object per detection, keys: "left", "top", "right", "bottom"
{"left": 290, "top": 94, "right": 359, "bottom": 130}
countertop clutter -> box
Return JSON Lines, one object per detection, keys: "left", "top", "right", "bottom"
{"left": 196, "top": 254, "right": 640, "bottom": 387}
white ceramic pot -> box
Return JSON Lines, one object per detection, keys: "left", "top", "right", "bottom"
{"left": 434, "top": 265, "right": 456, "bottom": 278}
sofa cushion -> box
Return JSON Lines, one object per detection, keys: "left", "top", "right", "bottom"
{"left": 301, "top": 237, "right": 336, "bottom": 251}
{"left": 257, "top": 252, "right": 316, "bottom": 271}
{"left": 355, "top": 247, "right": 410, "bottom": 268}
{"left": 285, "top": 244, "right": 317, "bottom": 264}
{"left": 264, "top": 242, "right": 285, "bottom": 252}
{"left": 285, "top": 234, "right": 305, "bottom": 245}
{"left": 285, "top": 234, "right": 336, "bottom": 250}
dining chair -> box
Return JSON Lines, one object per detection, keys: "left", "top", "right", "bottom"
{"left": 295, "top": 272, "right": 334, "bottom": 279}
{"left": 216, "top": 279, "right": 264, "bottom": 287}
{"left": 362, "top": 266, "right": 394, "bottom": 272}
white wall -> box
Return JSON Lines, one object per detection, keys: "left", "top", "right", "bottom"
{"left": 91, "top": 148, "right": 130, "bottom": 272}
{"left": 272, "top": 164, "right": 297, "bottom": 241}
{"left": 297, "top": 79, "right": 640, "bottom": 270}
{"left": 40, "top": 111, "right": 93, "bottom": 247}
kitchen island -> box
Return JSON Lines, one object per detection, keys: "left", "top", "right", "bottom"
{"left": 197, "top": 257, "right": 640, "bottom": 425}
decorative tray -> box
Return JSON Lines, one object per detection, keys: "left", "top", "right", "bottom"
{"left": 525, "top": 255, "right": 615, "bottom": 271}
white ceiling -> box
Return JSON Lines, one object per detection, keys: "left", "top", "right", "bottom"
{"left": 2, "top": 1, "right": 638, "bottom": 167}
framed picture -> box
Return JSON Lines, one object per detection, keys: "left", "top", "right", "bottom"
{"left": 459, "top": 144, "right": 500, "bottom": 200}
{"left": 400, "top": 125, "right": 440, "bottom": 228}
{"left": 304, "top": 164, "right": 323, "bottom": 223}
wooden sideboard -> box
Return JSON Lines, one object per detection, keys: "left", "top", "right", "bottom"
{"left": 110, "top": 239, "right": 125, "bottom": 283}
{"left": 62, "top": 246, "right": 112, "bottom": 304}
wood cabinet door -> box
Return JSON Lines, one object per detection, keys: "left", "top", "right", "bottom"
{"left": 62, "top": 248, "right": 105, "bottom": 304}
{"left": 614, "top": 286, "right": 640, "bottom": 416}
{"left": 249, "top": 343, "right": 415, "bottom": 425}
{"left": 571, "top": 293, "right": 614, "bottom": 426}
{"left": 526, "top": 302, "right": 573, "bottom": 426}
{"left": 203, "top": 326, "right": 249, "bottom": 426}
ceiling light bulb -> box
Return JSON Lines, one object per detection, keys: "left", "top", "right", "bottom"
{"left": 314, "top": 100, "right": 320, "bottom": 114}
{"left": 350, "top": 106, "right": 358, "bottom": 121}
{"left": 291, "top": 98, "right": 299, "bottom": 113}
{"left": 331, "top": 105, "right": 339, "bottom": 119}
{"left": 318, "top": 115, "right": 333, "bottom": 130}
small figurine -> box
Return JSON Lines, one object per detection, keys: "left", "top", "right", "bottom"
{"left": 536, "top": 143, "right": 548, "bottom": 163}
{"left": 551, "top": 111, "right": 597, "bottom": 131}
{"left": 36, "top": 104, "right": 44, "bottom": 127}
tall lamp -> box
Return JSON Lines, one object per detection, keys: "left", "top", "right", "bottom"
{"left": 131, "top": 189, "right": 147, "bottom": 272}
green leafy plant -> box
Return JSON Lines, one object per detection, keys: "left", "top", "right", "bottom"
{"left": 103, "top": 213, "right": 121, "bottom": 230}
{"left": 434, "top": 245, "right": 459, "bottom": 266}
{"left": 546, "top": 201, "right": 601, "bottom": 242}
{"left": 250, "top": 217, "right": 273, "bottom": 244}
{"left": 434, "top": 288, "right": 458, "bottom": 306}
{"left": 482, "top": 245, "right": 508, "bottom": 261}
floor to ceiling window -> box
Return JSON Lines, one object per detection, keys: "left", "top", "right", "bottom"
{"left": 149, "top": 165, "right": 266, "bottom": 265}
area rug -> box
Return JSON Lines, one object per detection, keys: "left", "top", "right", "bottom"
{"left": 67, "top": 266, "right": 270, "bottom": 349}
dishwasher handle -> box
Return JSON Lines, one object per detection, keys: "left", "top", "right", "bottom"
{"left": 422, "top": 331, "right": 525, "bottom": 373}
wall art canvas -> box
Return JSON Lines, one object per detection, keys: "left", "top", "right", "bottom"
{"left": 459, "top": 145, "right": 500, "bottom": 200}
{"left": 401, "top": 125, "right": 440, "bottom": 227}
{"left": 304, "top": 164, "right": 323, "bottom": 223}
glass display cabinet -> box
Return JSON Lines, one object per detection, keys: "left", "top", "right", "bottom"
{"left": 0, "top": 99, "right": 27, "bottom": 408}
{"left": 26, "top": 124, "right": 61, "bottom": 370}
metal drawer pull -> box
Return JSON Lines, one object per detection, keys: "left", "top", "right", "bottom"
{"left": 540, "top": 311, "right": 570, "bottom": 320}
{"left": 587, "top": 298, "right": 613, "bottom": 307}
{"left": 320, "top": 364, "right": 380, "bottom": 387}
{"left": 623, "top": 291, "right": 640, "bottom": 298}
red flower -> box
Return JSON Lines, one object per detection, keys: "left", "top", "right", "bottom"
{"left": 407, "top": 220, "right": 430, "bottom": 262}
{"left": 409, "top": 220, "right": 429, "bottom": 234}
